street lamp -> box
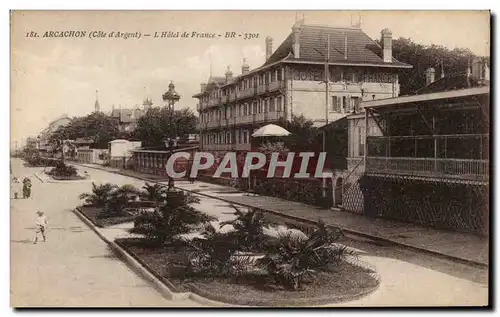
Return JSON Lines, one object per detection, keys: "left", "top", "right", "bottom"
{"left": 162, "top": 80, "right": 181, "bottom": 190}
{"left": 164, "top": 137, "right": 177, "bottom": 190}
{"left": 314, "top": 34, "right": 331, "bottom": 199}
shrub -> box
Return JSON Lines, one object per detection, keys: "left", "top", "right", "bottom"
{"left": 256, "top": 229, "right": 355, "bottom": 291}
{"left": 79, "top": 182, "right": 118, "bottom": 207}
{"left": 103, "top": 184, "right": 141, "bottom": 216}
{"left": 47, "top": 161, "right": 78, "bottom": 177}
{"left": 183, "top": 223, "right": 241, "bottom": 277}
{"left": 140, "top": 182, "right": 168, "bottom": 203}
{"left": 139, "top": 190, "right": 215, "bottom": 245}
{"left": 219, "top": 205, "right": 272, "bottom": 252}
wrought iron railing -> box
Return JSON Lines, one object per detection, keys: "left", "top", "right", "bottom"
{"left": 366, "top": 156, "right": 489, "bottom": 180}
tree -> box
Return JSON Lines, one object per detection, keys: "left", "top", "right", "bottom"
{"left": 49, "top": 113, "right": 121, "bottom": 149}
{"left": 134, "top": 107, "right": 197, "bottom": 148}
{"left": 276, "top": 114, "right": 317, "bottom": 152}
{"left": 385, "top": 37, "right": 481, "bottom": 95}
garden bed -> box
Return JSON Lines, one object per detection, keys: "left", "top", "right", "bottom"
{"left": 49, "top": 174, "right": 86, "bottom": 180}
{"left": 116, "top": 237, "right": 380, "bottom": 307}
{"left": 77, "top": 205, "right": 135, "bottom": 228}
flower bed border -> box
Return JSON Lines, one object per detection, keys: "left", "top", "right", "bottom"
{"left": 77, "top": 205, "right": 136, "bottom": 228}
{"left": 115, "top": 237, "right": 381, "bottom": 307}
{"left": 48, "top": 174, "right": 87, "bottom": 181}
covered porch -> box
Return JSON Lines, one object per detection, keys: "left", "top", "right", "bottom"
{"left": 361, "top": 87, "right": 490, "bottom": 182}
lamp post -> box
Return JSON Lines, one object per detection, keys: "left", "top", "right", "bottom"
{"left": 162, "top": 81, "right": 181, "bottom": 191}
{"left": 314, "top": 34, "right": 331, "bottom": 199}
{"left": 165, "top": 137, "right": 175, "bottom": 190}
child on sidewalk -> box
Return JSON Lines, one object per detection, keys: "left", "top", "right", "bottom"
{"left": 33, "top": 211, "right": 48, "bottom": 244}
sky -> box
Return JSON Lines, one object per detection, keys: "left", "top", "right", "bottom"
{"left": 10, "top": 10, "right": 490, "bottom": 149}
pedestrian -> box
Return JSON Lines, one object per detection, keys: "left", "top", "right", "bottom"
{"left": 12, "top": 176, "right": 20, "bottom": 199}
{"left": 22, "top": 178, "right": 32, "bottom": 199}
{"left": 33, "top": 211, "right": 48, "bottom": 244}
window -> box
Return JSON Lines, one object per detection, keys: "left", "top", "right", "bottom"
{"left": 333, "top": 70, "right": 343, "bottom": 82}
{"left": 351, "top": 97, "right": 360, "bottom": 113}
{"left": 343, "top": 96, "right": 349, "bottom": 111}
{"left": 227, "top": 133, "right": 231, "bottom": 144}
{"left": 253, "top": 102, "right": 258, "bottom": 114}
{"left": 359, "top": 127, "right": 365, "bottom": 156}
{"left": 277, "top": 96, "right": 282, "bottom": 111}
{"left": 277, "top": 68, "right": 283, "bottom": 81}
{"left": 269, "top": 97, "right": 276, "bottom": 112}
{"left": 243, "top": 131, "right": 249, "bottom": 143}
{"left": 331, "top": 96, "right": 342, "bottom": 112}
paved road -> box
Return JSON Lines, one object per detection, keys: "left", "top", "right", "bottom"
{"left": 10, "top": 159, "right": 489, "bottom": 307}
{"left": 10, "top": 159, "right": 200, "bottom": 307}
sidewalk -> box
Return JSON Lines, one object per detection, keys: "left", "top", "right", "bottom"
{"left": 75, "top": 163, "right": 489, "bottom": 267}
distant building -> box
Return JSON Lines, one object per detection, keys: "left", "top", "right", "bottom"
{"left": 109, "top": 98, "right": 153, "bottom": 132}
{"left": 37, "top": 115, "right": 72, "bottom": 154}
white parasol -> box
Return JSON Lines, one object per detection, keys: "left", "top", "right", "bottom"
{"left": 251, "top": 124, "right": 291, "bottom": 137}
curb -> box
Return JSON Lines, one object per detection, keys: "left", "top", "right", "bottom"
{"left": 72, "top": 207, "right": 238, "bottom": 307}
{"left": 33, "top": 172, "right": 45, "bottom": 183}
{"left": 73, "top": 163, "right": 488, "bottom": 269}
{"left": 72, "top": 207, "right": 181, "bottom": 301}
{"left": 175, "top": 188, "right": 489, "bottom": 269}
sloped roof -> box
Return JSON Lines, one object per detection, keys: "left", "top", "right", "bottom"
{"left": 193, "top": 76, "right": 227, "bottom": 97}
{"left": 111, "top": 108, "right": 145, "bottom": 123}
{"left": 74, "top": 137, "right": 94, "bottom": 144}
{"left": 416, "top": 73, "right": 490, "bottom": 95}
{"left": 265, "top": 24, "right": 411, "bottom": 68}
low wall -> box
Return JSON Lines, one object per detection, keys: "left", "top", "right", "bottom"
{"left": 360, "top": 175, "right": 489, "bottom": 236}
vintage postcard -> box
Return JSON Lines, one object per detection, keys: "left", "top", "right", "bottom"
{"left": 10, "top": 10, "right": 490, "bottom": 308}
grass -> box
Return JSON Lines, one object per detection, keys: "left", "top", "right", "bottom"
{"left": 116, "top": 237, "right": 379, "bottom": 307}
{"left": 78, "top": 205, "right": 135, "bottom": 228}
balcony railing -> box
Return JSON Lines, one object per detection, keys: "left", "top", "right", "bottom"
{"left": 221, "top": 95, "right": 229, "bottom": 104}
{"left": 203, "top": 111, "right": 285, "bottom": 129}
{"left": 235, "top": 143, "right": 251, "bottom": 151}
{"left": 268, "top": 80, "right": 284, "bottom": 92}
{"left": 203, "top": 144, "right": 233, "bottom": 151}
{"left": 207, "top": 97, "right": 221, "bottom": 108}
{"left": 365, "top": 156, "right": 489, "bottom": 181}
{"left": 206, "top": 119, "right": 221, "bottom": 129}
{"left": 228, "top": 92, "right": 237, "bottom": 102}
{"left": 237, "top": 87, "right": 257, "bottom": 100}
{"left": 257, "top": 84, "right": 268, "bottom": 94}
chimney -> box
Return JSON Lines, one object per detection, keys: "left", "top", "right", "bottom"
{"left": 200, "top": 83, "right": 207, "bottom": 91}
{"left": 380, "top": 28, "right": 393, "bottom": 63}
{"left": 265, "top": 36, "right": 273, "bottom": 60}
{"left": 241, "top": 58, "right": 250, "bottom": 74}
{"left": 425, "top": 68, "right": 436, "bottom": 86}
{"left": 292, "top": 21, "right": 302, "bottom": 58}
{"left": 225, "top": 66, "right": 233, "bottom": 84}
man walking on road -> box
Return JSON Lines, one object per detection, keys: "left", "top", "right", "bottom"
{"left": 33, "top": 211, "right": 48, "bottom": 244}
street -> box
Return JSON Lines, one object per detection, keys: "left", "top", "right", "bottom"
{"left": 10, "top": 158, "right": 489, "bottom": 307}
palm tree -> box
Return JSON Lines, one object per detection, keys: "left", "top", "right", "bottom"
{"left": 105, "top": 184, "right": 141, "bottom": 215}
{"left": 257, "top": 231, "right": 355, "bottom": 290}
{"left": 220, "top": 205, "right": 271, "bottom": 251}
{"left": 140, "top": 182, "right": 168, "bottom": 203}
{"left": 79, "top": 182, "right": 117, "bottom": 207}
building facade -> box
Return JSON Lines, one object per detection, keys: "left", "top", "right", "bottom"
{"left": 110, "top": 98, "right": 152, "bottom": 133}
{"left": 339, "top": 57, "right": 490, "bottom": 215}
{"left": 194, "top": 21, "right": 411, "bottom": 159}
{"left": 346, "top": 59, "right": 490, "bottom": 235}
{"left": 36, "top": 115, "right": 72, "bottom": 154}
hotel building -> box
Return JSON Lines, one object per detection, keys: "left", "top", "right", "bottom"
{"left": 193, "top": 19, "right": 412, "bottom": 158}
